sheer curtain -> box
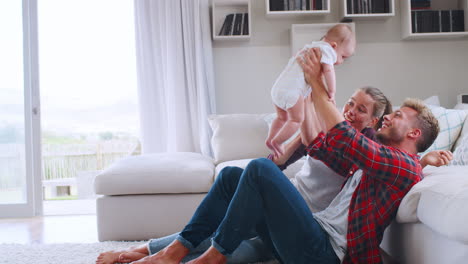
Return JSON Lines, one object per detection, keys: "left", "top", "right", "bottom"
{"left": 134, "top": 0, "right": 216, "bottom": 156}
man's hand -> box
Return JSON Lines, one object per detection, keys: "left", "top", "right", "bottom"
{"left": 420, "top": 150, "right": 453, "bottom": 168}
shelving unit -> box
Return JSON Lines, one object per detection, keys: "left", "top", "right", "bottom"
{"left": 265, "top": 0, "right": 330, "bottom": 17}
{"left": 401, "top": 0, "right": 468, "bottom": 39}
{"left": 212, "top": 0, "right": 251, "bottom": 41}
{"left": 342, "top": 0, "right": 395, "bottom": 20}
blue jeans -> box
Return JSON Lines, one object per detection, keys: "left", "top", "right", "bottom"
{"left": 177, "top": 158, "right": 340, "bottom": 264}
{"left": 148, "top": 233, "right": 273, "bottom": 263}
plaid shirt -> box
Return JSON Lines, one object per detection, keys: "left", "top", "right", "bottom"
{"left": 307, "top": 121, "right": 422, "bottom": 264}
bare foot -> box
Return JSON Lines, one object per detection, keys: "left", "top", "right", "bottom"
{"left": 186, "top": 246, "right": 227, "bottom": 264}
{"left": 130, "top": 240, "right": 189, "bottom": 264}
{"left": 96, "top": 244, "right": 149, "bottom": 264}
{"left": 270, "top": 140, "right": 284, "bottom": 157}
{"left": 119, "top": 252, "right": 148, "bottom": 263}
{"left": 96, "top": 250, "right": 123, "bottom": 264}
{"left": 265, "top": 139, "right": 275, "bottom": 153}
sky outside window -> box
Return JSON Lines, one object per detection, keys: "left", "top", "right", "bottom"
{"left": 38, "top": 0, "right": 139, "bottom": 136}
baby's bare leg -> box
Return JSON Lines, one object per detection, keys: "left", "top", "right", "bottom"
{"left": 266, "top": 106, "right": 288, "bottom": 155}
{"left": 271, "top": 98, "right": 304, "bottom": 155}
{"left": 96, "top": 243, "right": 149, "bottom": 264}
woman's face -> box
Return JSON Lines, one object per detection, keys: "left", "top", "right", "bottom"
{"left": 342, "top": 90, "right": 378, "bottom": 132}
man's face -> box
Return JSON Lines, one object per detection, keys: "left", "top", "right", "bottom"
{"left": 376, "top": 107, "right": 418, "bottom": 146}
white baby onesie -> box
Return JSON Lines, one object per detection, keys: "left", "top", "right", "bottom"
{"left": 271, "top": 41, "right": 337, "bottom": 110}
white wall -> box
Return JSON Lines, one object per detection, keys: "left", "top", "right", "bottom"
{"left": 212, "top": 0, "right": 468, "bottom": 114}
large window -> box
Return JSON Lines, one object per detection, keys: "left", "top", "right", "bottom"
{"left": 0, "top": 0, "right": 27, "bottom": 205}
{"left": 38, "top": 0, "right": 139, "bottom": 213}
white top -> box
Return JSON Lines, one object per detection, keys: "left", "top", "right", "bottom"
{"left": 271, "top": 41, "right": 337, "bottom": 110}
{"left": 290, "top": 156, "right": 345, "bottom": 213}
{"left": 314, "top": 170, "right": 363, "bottom": 262}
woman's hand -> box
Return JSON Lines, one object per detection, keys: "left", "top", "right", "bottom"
{"left": 297, "top": 47, "right": 323, "bottom": 88}
{"left": 420, "top": 150, "right": 453, "bottom": 168}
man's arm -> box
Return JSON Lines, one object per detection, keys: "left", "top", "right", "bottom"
{"left": 299, "top": 48, "right": 421, "bottom": 184}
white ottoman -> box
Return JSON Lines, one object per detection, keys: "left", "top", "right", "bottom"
{"left": 94, "top": 152, "right": 215, "bottom": 241}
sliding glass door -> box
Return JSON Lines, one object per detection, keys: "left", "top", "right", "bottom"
{"left": 0, "top": 0, "right": 42, "bottom": 217}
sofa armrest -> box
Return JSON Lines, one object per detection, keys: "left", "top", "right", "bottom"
{"left": 397, "top": 165, "right": 468, "bottom": 243}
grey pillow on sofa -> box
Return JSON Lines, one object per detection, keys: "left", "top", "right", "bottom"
{"left": 452, "top": 135, "right": 468, "bottom": 166}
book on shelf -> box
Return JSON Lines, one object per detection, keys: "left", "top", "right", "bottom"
{"left": 440, "top": 10, "right": 450, "bottom": 32}
{"left": 269, "top": 0, "right": 320, "bottom": 11}
{"left": 411, "top": 9, "right": 465, "bottom": 33}
{"left": 219, "top": 13, "right": 235, "bottom": 36}
{"left": 269, "top": 0, "right": 283, "bottom": 11}
{"left": 411, "top": 0, "right": 431, "bottom": 10}
{"left": 347, "top": 0, "right": 389, "bottom": 14}
{"left": 232, "top": 13, "right": 243, "bottom": 35}
{"left": 451, "top": 10, "right": 465, "bottom": 32}
{"left": 242, "top": 12, "right": 249, "bottom": 35}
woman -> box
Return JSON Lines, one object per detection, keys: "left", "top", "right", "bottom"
{"left": 96, "top": 87, "right": 452, "bottom": 264}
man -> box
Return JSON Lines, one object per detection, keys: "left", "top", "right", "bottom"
{"left": 296, "top": 47, "right": 440, "bottom": 263}
{"left": 127, "top": 48, "right": 439, "bottom": 264}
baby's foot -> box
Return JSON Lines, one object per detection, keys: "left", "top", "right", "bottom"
{"left": 265, "top": 139, "right": 275, "bottom": 152}
{"left": 271, "top": 140, "right": 284, "bottom": 156}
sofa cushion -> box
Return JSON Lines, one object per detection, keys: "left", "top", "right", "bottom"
{"left": 421, "top": 106, "right": 467, "bottom": 155}
{"left": 215, "top": 158, "right": 305, "bottom": 179}
{"left": 208, "top": 114, "right": 270, "bottom": 164}
{"left": 94, "top": 152, "right": 214, "bottom": 195}
{"left": 397, "top": 165, "right": 468, "bottom": 243}
{"left": 453, "top": 111, "right": 468, "bottom": 150}
{"left": 452, "top": 135, "right": 468, "bottom": 165}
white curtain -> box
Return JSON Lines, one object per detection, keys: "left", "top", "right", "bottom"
{"left": 134, "top": 0, "right": 216, "bottom": 156}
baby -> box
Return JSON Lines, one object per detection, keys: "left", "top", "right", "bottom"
{"left": 266, "top": 24, "right": 356, "bottom": 157}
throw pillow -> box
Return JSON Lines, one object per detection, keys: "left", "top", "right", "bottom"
{"left": 392, "top": 95, "right": 441, "bottom": 112}
{"left": 420, "top": 105, "right": 468, "bottom": 155}
{"left": 208, "top": 114, "right": 270, "bottom": 164}
{"left": 451, "top": 135, "right": 468, "bottom": 165}
{"left": 423, "top": 95, "right": 441, "bottom": 106}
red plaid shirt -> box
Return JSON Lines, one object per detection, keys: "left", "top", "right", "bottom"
{"left": 307, "top": 121, "right": 422, "bottom": 264}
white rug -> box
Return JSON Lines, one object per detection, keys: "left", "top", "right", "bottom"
{"left": 0, "top": 242, "right": 279, "bottom": 264}
{"left": 0, "top": 242, "right": 142, "bottom": 264}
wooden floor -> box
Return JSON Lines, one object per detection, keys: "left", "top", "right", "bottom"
{"left": 0, "top": 215, "right": 98, "bottom": 244}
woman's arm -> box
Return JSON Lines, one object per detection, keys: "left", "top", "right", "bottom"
{"left": 300, "top": 93, "right": 323, "bottom": 146}
{"left": 321, "top": 63, "right": 336, "bottom": 99}
{"left": 299, "top": 48, "right": 344, "bottom": 132}
{"left": 420, "top": 150, "right": 453, "bottom": 168}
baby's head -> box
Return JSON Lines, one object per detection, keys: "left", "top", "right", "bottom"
{"left": 322, "top": 24, "right": 356, "bottom": 65}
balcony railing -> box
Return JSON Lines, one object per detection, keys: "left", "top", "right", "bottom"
{"left": 0, "top": 140, "right": 140, "bottom": 190}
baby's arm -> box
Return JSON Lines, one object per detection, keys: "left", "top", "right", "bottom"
{"left": 321, "top": 63, "right": 336, "bottom": 100}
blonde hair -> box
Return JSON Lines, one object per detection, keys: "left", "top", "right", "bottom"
{"left": 402, "top": 98, "right": 439, "bottom": 152}
{"left": 358, "top": 87, "right": 392, "bottom": 130}
{"left": 324, "top": 24, "right": 355, "bottom": 45}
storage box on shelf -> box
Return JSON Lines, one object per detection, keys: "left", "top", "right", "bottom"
{"left": 342, "top": 0, "right": 395, "bottom": 20}
{"left": 266, "top": 0, "right": 330, "bottom": 17}
{"left": 212, "top": 0, "right": 251, "bottom": 41}
{"left": 401, "top": 0, "right": 468, "bottom": 39}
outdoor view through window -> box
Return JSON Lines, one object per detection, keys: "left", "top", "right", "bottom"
{"left": 38, "top": 0, "right": 139, "bottom": 214}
